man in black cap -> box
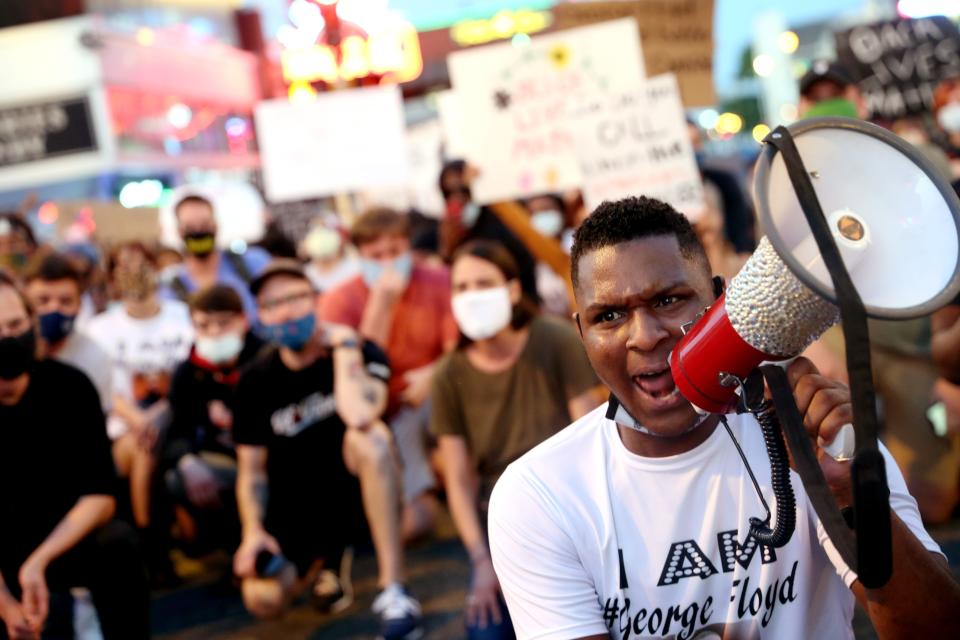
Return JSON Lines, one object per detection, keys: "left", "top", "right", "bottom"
{"left": 798, "top": 60, "right": 864, "bottom": 119}
{"left": 232, "top": 260, "right": 422, "bottom": 640}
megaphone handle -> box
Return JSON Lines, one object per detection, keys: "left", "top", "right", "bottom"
{"left": 760, "top": 364, "right": 859, "bottom": 569}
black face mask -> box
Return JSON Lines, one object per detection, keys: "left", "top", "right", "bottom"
{"left": 183, "top": 231, "right": 217, "bottom": 258}
{"left": 0, "top": 328, "right": 36, "bottom": 380}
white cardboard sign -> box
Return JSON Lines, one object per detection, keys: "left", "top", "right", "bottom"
{"left": 255, "top": 86, "right": 410, "bottom": 203}
{"left": 447, "top": 18, "right": 645, "bottom": 203}
{"left": 570, "top": 74, "right": 704, "bottom": 219}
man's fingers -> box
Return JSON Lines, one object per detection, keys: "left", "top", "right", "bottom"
{"left": 488, "top": 596, "right": 503, "bottom": 626}
{"left": 465, "top": 600, "right": 477, "bottom": 627}
{"left": 476, "top": 599, "right": 488, "bottom": 629}
{"left": 791, "top": 372, "right": 840, "bottom": 418}
{"left": 804, "top": 386, "right": 852, "bottom": 434}
{"left": 785, "top": 356, "right": 821, "bottom": 389}
{"left": 816, "top": 405, "right": 855, "bottom": 448}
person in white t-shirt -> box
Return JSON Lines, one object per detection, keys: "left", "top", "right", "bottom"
{"left": 86, "top": 242, "right": 194, "bottom": 581}
{"left": 488, "top": 196, "right": 960, "bottom": 639}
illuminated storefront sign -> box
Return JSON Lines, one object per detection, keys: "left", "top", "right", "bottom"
{"left": 389, "top": 0, "right": 554, "bottom": 33}
{"left": 450, "top": 8, "right": 551, "bottom": 46}
{"left": 279, "top": 0, "right": 423, "bottom": 93}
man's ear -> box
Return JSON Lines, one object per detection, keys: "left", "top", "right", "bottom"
{"left": 712, "top": 275, "right": 725, "bottom": 300}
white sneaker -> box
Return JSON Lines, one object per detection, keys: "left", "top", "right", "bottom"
{"left": 372, "top": 583, "right": 423, "bottom": 640}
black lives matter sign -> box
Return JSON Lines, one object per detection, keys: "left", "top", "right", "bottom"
{"left": 0, "top": 96, "right": 98, "bottom": 167}
{"left": 836, "top": 17, "right": 960, "bottom": 120}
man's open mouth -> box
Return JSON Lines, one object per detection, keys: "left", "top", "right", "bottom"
{"left": 632, "top": 367, "right": 681, "bottom": 400}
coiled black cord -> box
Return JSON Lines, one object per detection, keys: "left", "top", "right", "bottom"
{"left": 748, "top": 402, "right": 796, "bottom": 547}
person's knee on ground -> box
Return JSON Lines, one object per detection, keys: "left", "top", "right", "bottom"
{"left": 241, "top": 564, "right": 298, "bottom": 620}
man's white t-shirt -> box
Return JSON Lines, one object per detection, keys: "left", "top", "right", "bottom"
{"left": 86, "top": 300, "right": 194, "bottom": 440}
{"left": 488, "top": 404, "right": 941, "bottom": 640}
{"left": 57, "top": 330, "right": 113, "bottom": 412}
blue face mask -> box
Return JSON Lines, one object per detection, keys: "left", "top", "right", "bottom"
{"left": 360, "top": 253, "right": 413, "bottom": 289}
{"left": 257, "top": 312, "right": 316, "bottom": 351}
{"left": 39, "top": 310, "right": 76, "bottom": 345}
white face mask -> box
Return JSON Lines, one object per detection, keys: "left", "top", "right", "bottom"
{"left": 304, "top": 227, "right": 342, "bottom": 260}
{"left": 195, "top": 333, "right": 244, "bottom": 365}
{"left": 939, "top": 103, "right": 960, "bottom": 133}
{"left": 452, "top": 286, "right": 513, "bottom": 341}
{"left": 530, "top": 209, "right": 564, "bottom": 237}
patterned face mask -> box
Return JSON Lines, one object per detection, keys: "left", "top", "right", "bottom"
{"left": 116, "top": 264, "right": 157, "bottom": 301}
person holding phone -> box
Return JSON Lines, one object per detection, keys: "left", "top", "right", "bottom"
{"left": 232, "top": 260, "right": 422, "bottom": 640}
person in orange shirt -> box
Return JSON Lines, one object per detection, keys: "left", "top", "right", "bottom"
{"left": 320, "top": 208, "right": 459, "bottom": 540}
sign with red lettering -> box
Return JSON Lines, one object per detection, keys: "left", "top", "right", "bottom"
{"left": 569, "top": 74, "right": 704, "bottom": 220}
{"left": 447, "top": 19, "right": 644, "bottom": 203}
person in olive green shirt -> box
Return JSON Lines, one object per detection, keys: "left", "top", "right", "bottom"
{"left": 430, "top": 240, "right": 600, "bottom": 639}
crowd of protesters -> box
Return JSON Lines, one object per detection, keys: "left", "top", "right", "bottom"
{"left": 2, "top": 62, "right": 960, "bottom": 640}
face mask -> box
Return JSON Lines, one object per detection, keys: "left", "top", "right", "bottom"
{"left": 938, "top": 103, "right": 960, "bottom": 133}
{"left": 116, "top": 265, "right": 157, "bottom": 302}
{"left": 257, "top": 312, "right": 316, "bottom": 351}
{"left": 0, "top": 328, "right": 36, "bottom": 380}
{"left": 360, "top": 253, "right": 413, "bottom": 288}
{"left": 195, "top": 333, "right": 244, "bottom": 365}
{"left": 183, "top": 231, "right": 217, "bottom": 257}
{"left": 607, "top": 393, "right": 710, "bottom": 437}
{"left": 452, "top": 286, "right": 513, "bottom": 341}
{"left": 39, "top": 310, "right": 76, "bottom": 344}
{"left": 804, "top": 97, "right": 858, "bottom": 119}
{"left": 462, "top": 202, "right": 481, "bottom": 228}
{"left": 530, "top": 210, "right": 564, "bottom": 237}
{"left": 304, "top": 227, "right": 342, "bottom": 260}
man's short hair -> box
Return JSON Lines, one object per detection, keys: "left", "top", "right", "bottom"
{"left": 571, "top": 196, "right": 708, "bottom": 291}
{"left": 190, "top": 284, "right": 244, "bottom": 315}
{"left": 24, "top": 253, "right": 82, "bottom": 288}
{"left": 349, "top": 207, "right": 410, "bottom": 247}
{"left": 173, "top": 194, "right": 215, "bottom": 220}
{"left": 0, "top": 270, "right": 34, "bottom": 319}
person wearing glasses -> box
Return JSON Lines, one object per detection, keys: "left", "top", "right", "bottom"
{"left": 232, "top": 260, "right": 422, "bottom": 640}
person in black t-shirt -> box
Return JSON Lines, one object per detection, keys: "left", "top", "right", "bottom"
{"left": 164, "top": 285, "right": 264, "bottom": 549}
{"left": 232, "top": 260, "right": 422, "bottom": 640}
{"left": 0, "top": 273, "right": 149, "bottom": 640}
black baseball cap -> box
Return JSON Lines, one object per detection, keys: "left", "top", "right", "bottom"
{"left": 249, "top": 258, "right": 313, "bottom": 297}
{"left": 799, "top": 60, "right": 854, "bottom": 96}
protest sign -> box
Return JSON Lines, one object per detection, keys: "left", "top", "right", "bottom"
{"left": 447, "top": 18, "right": 644, "bottom": 203}
{"left": 569, "top": 74, "right": 704, "bottom": 220}
{"left": 554, "top": 0, "right": 715, "bottom": 107}
{"left": 836, "top": 16, "right": 960, "bottom": 120}
{"left": 255, "top": 86, "right": 410, "bottom": 203}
